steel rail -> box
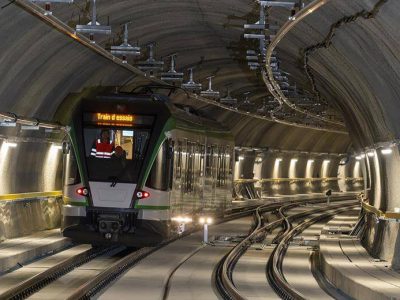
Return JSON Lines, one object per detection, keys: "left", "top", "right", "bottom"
{"left": 0, "top": 245, "right": 118, "bottom": 300}
{"left": 13, "top": 0, "right": 348, "bottom": 134}
{"left": 267, "top": 203, "right": 358, "bottom": 299}
{"left": 215, "top": 196, "right": 357, "bottom": 299}
{"left": 264, "top": 0, "right": 347, "bottom": 127}
{"left": 62, "top": 201, "right": 273, "bottom": 300}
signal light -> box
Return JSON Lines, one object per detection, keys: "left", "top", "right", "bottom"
{"left": 76, "top": 187, "right": 89, "bottom": 196}
{"left": 136, "top": 190, "right": 150, "bottom": 199}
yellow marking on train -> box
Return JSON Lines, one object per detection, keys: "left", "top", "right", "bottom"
{"left": 0, "top": 191, "right": 62, "bottom": 202}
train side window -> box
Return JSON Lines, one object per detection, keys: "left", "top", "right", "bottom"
{"left": 205, "top": 145, "right": 213, "bottom": 177}
{"left": 175, "top": 141, "right": 182, "bottom": 179}
{"left": 63, "top": 148, "right": 80, "bottom": 186}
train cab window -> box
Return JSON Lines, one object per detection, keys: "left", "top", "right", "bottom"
{"left": 83, "top": 127, "right": 150, "bottom": 183}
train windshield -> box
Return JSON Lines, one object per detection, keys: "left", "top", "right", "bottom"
{"left": 83, "top": 127, "right": 151, "bottom": 183}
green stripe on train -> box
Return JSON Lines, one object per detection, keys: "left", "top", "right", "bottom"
{"left": 135, "top": 205, "right": 170, "bottom": 210}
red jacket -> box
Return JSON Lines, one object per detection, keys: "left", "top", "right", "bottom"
{"left": 91, "top": 139, "right": 115, "bottom": 158}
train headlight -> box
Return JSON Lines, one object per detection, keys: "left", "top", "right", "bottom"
{"left": 136, "top": 190, "right": 150, "bottom": 199}
{"left": 199, "top": 217, "right": 213, "bottom": 225}
{"left": 76, "top": 187, "right": 89, "bottom": 196}
{"left": 171, "top": 216, "right": 193, "bottom": 223}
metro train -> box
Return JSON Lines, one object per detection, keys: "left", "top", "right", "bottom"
{"left": 61, "top": 90, "right": 234, "bottom": 246}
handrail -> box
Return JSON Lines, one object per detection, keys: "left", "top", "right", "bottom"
{"left": 361, "top": 197, "right": 400, "bottom": 220}
{"left": 234, "top": 177, "right": 363, "bottom": 183}
{"left": 0, "top": 190, "right": 62, "bottom": 201}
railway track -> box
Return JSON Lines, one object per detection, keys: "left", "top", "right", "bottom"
{"left": 215, "top": 199, "right": 358, "bottom": 300}
{"left": 0, "top": 196, "right": 356, "bottom": 300}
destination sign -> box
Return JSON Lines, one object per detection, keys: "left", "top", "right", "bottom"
{"left": 84, "top": 112, "right": 154, "bottom": 127}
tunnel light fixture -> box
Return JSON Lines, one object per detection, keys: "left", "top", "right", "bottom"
{"left": 32, "top": 0, "right": 73, "bottom": 16}
{"left": 308, "top": 159, "right": 314, "bottom": 163}
{"left": 160, "top": 54, "right": 184, "bottom": 82}
{"left": 355, "top": 155, "right": 362, "bottom": 160}
{"left": 291, "top": 158, "right": 298, "bottom": 163}
{"left": 21, "top": 125, "right": 40, "bottom": 131}
{"left": 238, "top": 155, "right": 244, "bottom": 161}
{"left": 381, "top": 148, "right": 393, "bottom": 155}
{"left": 276, "top": 158, "right": 282, "bottom": 162}
{"left": 75, "top": 0, "right": 111, "bottom": 43}
{"left": 323, "top": 159, "right": 331, "bottom": 163}
{"left": 171, "top": 216, "right": 193, "bottom": 223}
{"left": 3, "top": 141, "right": 17, "bottom": 148}
{"left": 200, "top": 76, "right": 220, "bottom": 99}
{"left": 0, "top": 122, "right": 16, "bottom": 128}
{"left": 220, "top": 87, "right": 238, "bottom": 106}
{"left": 181, "top": 68, "right": 202, "bottom": 92}
{"left": 199, "top": 217, "right": 213, "bottom": 225}
{"left": 51, "top": 144, "right": 62, "bottom": 150}
{"left": 367, "top": 151, "right": 375, "bottom": 157}
{"left": 110, "top": 23, "right": 141, "bottom": 63}
{"left": 137, "top": 42, "right": 164, "bottom": 74}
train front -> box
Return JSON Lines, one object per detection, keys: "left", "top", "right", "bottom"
{"left": 61, "top": 97, "right": 171, "bottom": 246}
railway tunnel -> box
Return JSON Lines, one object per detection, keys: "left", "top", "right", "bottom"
{"left": 0, "top": 0, "right": 399, "bottom": 299}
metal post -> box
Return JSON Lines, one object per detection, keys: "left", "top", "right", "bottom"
{"left": 123, "top": 23, "right": 128, "bottom": 45}
{"left": 91, "top": 0, "right": 97, "bottom": 25}
{"left": 203, "top": 223, "right": 208, "bottom": 243}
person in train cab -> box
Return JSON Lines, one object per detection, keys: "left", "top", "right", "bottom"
{"left": 112, "top": 145, "right": 127, "bottom": 159}
{"left": 90, "top": 129, "right": 115, "bottom": 158}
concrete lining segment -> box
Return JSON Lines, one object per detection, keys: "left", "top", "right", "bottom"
{"left": 0, "top": 229, "right": 71, "bottom": 274}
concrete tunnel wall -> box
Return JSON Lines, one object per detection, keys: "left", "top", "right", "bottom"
{"left": 274, "top": 0, "right": 400, "bottom": 266}
{"left": 234, "top": 150, "right": 364, "bottom": 199}
{"left": 0, "top": 133, "right": 64, "bottom": 241}
{"left": 0, "top": 0, "right": 398, "bottom": 268}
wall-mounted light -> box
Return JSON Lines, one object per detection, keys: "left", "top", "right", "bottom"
{"left": 308, "top": 159, "right": 314, "bottom": 163}
{"left": 4, "top": 142, "right": 17, "bottom": 148}
{"left": 381, "top": 148, "right": 393, "bottom": 155}
{"left": 51, "top": 144, "right": 62, "bottom": 150}
{"left": 238, "top": 155, "right": 244, "bottom": 161}
{"left": 276, "top": 158, "right": 283, "bottom": 162}
{"left": 367, "top": 151, "right": 375, "bottom": 157}
{"left": 323, "top": 159, "right": 331, "bottom": 163}
{"left": 356, "top": 155, "right": 362, "bottom": 160}
{"left": 289, "top": 158, "right": 298, "bottom": 179}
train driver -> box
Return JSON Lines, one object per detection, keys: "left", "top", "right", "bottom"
{"left": 91, "top": 129, "right": 115, "bottom": 159}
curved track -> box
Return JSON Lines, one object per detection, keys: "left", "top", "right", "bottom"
{"left": 215, "top": 200, "right": 358, "bottom": 300}
{"left": 0, "top": 196, "right": 357, "bottom": 300}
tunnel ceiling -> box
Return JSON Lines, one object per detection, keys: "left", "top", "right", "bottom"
{"left": 2, "top": 0, "right": 397, "bottom": 153}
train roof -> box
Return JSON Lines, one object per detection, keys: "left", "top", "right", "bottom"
{"left": 83, "top": 92, "right": 232, "bottom": 137}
